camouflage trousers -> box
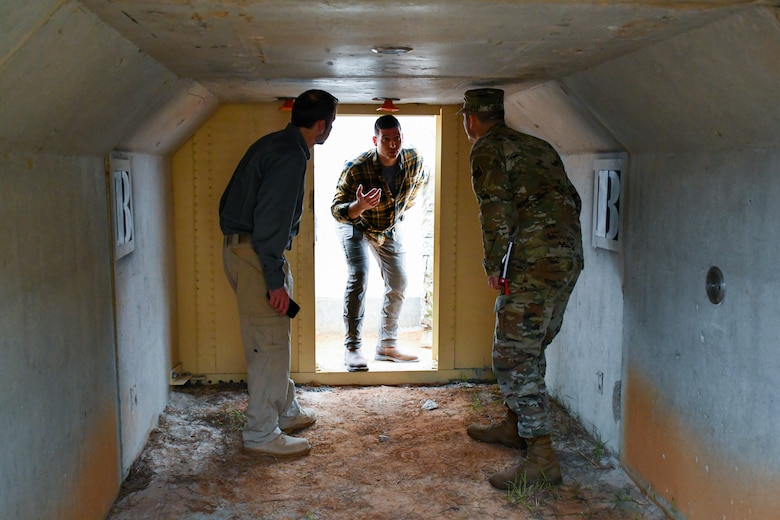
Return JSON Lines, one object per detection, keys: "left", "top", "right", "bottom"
{"left": 493, "top": 257, "right": 582, "bottom": 438}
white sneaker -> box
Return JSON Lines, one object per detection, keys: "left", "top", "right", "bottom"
{"left": 279, "top": 408, "right": 317, "bottom": 434}
{"left": 244, "top": 434, "right": 311, "bottom": 459}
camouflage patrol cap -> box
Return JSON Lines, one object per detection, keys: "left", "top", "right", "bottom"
{"left": 456, "top": 88, "right": 504, "bottom": 115}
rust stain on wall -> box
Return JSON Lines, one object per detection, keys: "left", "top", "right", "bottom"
{"left": 56, "top": 408, "right": 120, "bottom": 520}
{"left": 623, "top": 372, "right": 780, "bottom": 519}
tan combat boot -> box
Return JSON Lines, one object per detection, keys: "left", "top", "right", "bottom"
{"left": 466, "top": 407, "right": 527, "bottom": 450}
{"left": 488, "top": 434, "right": 562, "bottom": 490}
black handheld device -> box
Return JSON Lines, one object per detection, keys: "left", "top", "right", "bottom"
{"left": 285, "top": 298, "right": 301, "bottom": 319}
{"left": 267, "top": 292, "right": 300, "bottom": 319}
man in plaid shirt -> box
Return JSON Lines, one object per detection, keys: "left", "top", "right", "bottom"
{"left": 331, "top": 115, "right": 429, "bottom": 371}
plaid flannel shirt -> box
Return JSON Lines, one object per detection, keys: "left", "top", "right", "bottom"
{"left": 331, "top": 146, "right": 427, "bottom": 245}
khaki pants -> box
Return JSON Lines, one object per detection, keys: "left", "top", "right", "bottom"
{"left": 222, "top": 235, "right": 302, "bottom": 447}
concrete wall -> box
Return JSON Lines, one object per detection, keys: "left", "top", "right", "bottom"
{"left": 0, "top": 151, "right": 120, "bottom": 519}
{"left": 558, "top": 7, "right": 780, "bottom": 519}
{"left": 503, "top": 8, "right": 780, "bottom": 518}
{"left": 112, "top": 152, "right": 178, "bottom": 473}
{"left": 0, "top": 150, "right": 175, "bottom": 518}
{"left": 621, "top": 149, "right": 780, "bottom": 519}
{"left": 2, "top": 1, "right": 779, "bottom": 519}
{"left": 0, "top": 1, "right": 214, "bottom": 518}
{"left": 545, "top": 153, "right": 626, "bottom": 453}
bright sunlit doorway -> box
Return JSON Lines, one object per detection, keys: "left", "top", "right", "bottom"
{"left": 314, "top": 114, "right": 438, "bottom": 373}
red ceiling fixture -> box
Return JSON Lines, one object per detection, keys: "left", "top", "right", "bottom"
{"left": 374, "top": 98, "right": 400, "bottom": 112}
{"left": 278, "top": 98, "right": 294, "bottom": 111}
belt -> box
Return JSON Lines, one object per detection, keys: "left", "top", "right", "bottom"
{"left": 223, "top": 233, "right": 252, "bottom": 246}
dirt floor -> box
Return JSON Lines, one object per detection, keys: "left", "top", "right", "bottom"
{"left": 106, "top": 383, "right": 668, "bottom": 520}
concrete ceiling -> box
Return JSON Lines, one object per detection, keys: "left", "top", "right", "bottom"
{"left": 80, "top": 0, "right": 764, "bottom": 106}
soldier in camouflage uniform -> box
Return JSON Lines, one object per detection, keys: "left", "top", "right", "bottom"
{"left": 458, "top": 88, "right": 584, "bottom": 489}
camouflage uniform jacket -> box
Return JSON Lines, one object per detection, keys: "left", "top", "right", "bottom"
{"left": 331, "top": 147, "right": 427, "bottom": 246}
{"left": 470, "top": 123, "right": 584, "bottom": 278}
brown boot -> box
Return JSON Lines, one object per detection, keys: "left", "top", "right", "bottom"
{"left": 488, "top": 435, "right": 562, "bottom": 490}
{"left": 374, "top": 346, "right": 419, "bottom": 362}
{"left": 466, "top": 408, "right": 527, "bottom": 450}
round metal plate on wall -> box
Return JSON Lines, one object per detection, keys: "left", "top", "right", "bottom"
{"left": 706, "top": 266, "right": 726, "bottom": 305}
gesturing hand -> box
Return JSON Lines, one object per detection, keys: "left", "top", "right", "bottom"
{"left": 356, "top": 184, "right": 381, "bottom": 209}
{"left": 348, "top": 184, "right": 382, "bottom": 219}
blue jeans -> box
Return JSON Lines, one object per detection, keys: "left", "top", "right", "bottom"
{"left": 337, "top": 222, "right": 407, "bottom": 351}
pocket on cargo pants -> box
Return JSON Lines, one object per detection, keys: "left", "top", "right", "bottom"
{"left": 493, "top": 291, "right": 548, "bottom": 358}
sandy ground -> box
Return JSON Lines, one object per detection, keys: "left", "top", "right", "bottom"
{"left": 106, "top": 382, "right": 667, "bottom": 520}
